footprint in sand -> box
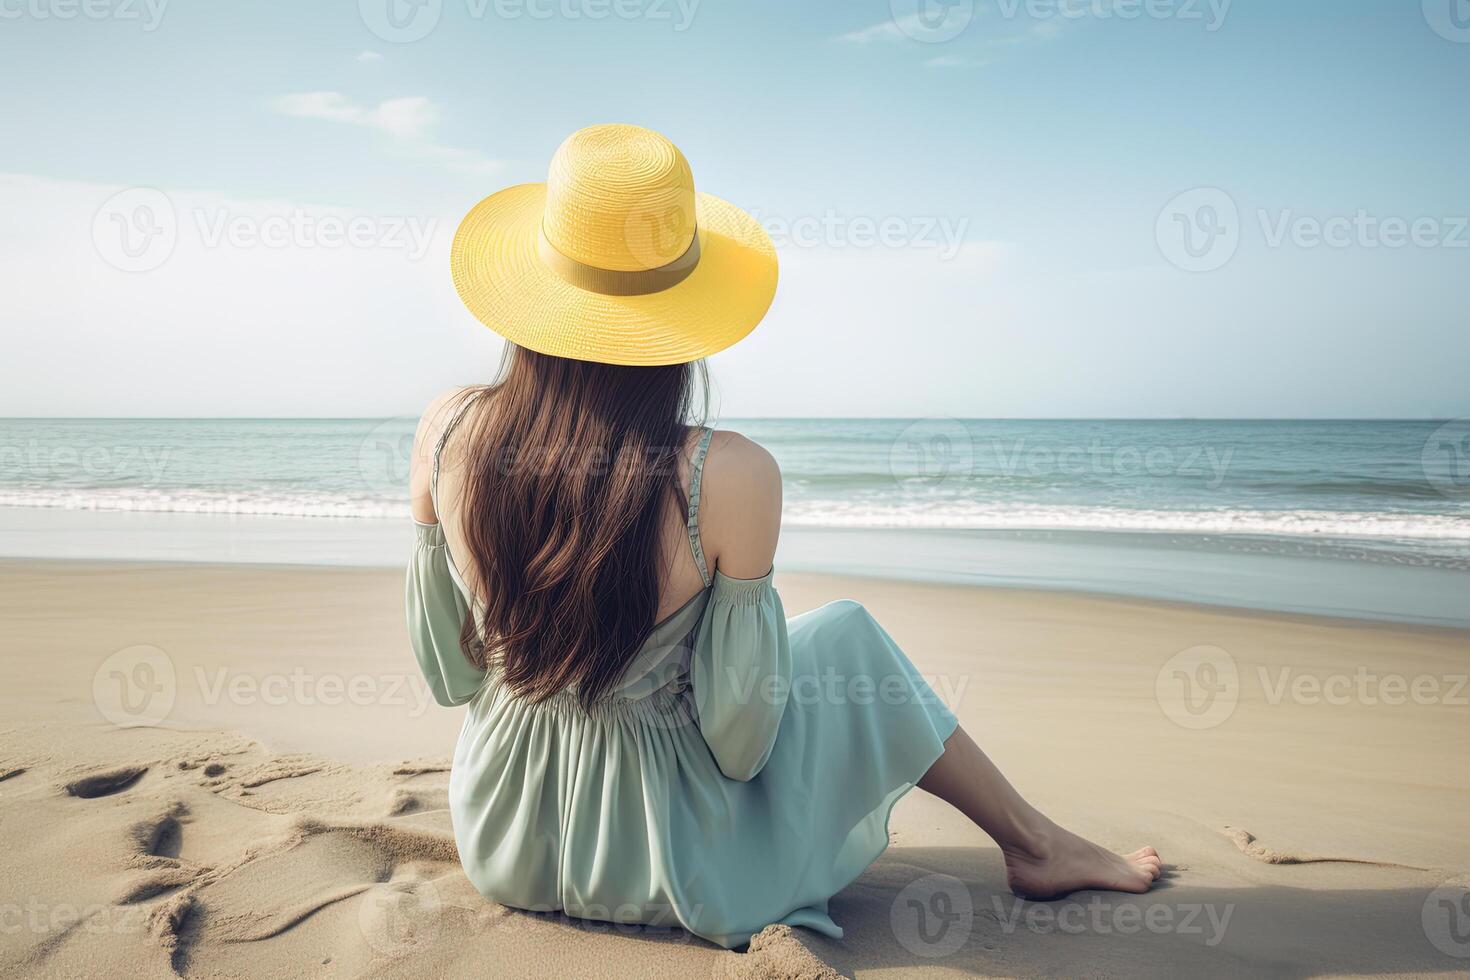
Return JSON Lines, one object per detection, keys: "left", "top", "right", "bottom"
{"left": 64, "top": 764, "right": 148, "bottom": 798}
{"left": 119, "top": 802, "right": 201, "bottom": 904}
{"left": 131, "top": 802, "right": 188, "bottom": 859}
{"left": 387, "top": 787, "right": 450, "bottom": 816}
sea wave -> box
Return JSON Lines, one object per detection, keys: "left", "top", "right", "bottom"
{"left": 3, "top": 487, "right": 1469, "bottom": 544}
{"left": 781, "top": 501, "right": 1470, "bottom": 541}
{"left": 0, "top": 489, "right": 407, "bottom": 520}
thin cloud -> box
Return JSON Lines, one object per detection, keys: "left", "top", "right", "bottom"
{"left": 273, "top": 92, "right": 500, "bottom": 175}
{"left": 925, "top": 55, "right": 985, "bottom": 68}
{"left": 838, "top": 1, "right": 1080, "bottom": 48}
{"left": 978, "top": 15, "right": 1070, "bottom": 45}
{"left": 835, "top": 5, "right": 979, "bottom": 43}
{"left": 836, "top": 19, "right": 908, "bottom": 43}
{"left": 357, "top": 50, "right": 383, "bottom": 63}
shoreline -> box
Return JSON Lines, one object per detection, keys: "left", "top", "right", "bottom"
{"left": 5, "top": 505, "right": 1470, "bottom": 629}
{"left": 3, "top": 552, "right": 1469, "bottom": 637}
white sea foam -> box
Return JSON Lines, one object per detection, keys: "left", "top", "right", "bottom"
{"left": 781, "top": 500, "right": 1470, "bottom": 541}
{"left": 0, "top": 489, "right": 407, "bottom": 520}
{"left": 3, "top": 488, "right": 1469, "bottom": 544}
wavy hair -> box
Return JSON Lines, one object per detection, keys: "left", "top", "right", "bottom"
{"left": 448, "top": 345, "right": 707, "bottom": 707}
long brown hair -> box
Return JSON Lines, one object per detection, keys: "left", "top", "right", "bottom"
{"left": 447, "top": 345, "right": 708, "bottom": 706}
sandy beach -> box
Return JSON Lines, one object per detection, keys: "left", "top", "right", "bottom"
{"left": 2, "top": 558, "right": 1467, "bottom": 978}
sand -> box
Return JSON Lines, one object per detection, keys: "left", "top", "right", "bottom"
{"left": 1, "top": 559, "right": 1467, "bottom": 978}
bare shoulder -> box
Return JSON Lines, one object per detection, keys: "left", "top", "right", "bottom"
{"left": 704, "top": 429, "right": 780, "bottom": 495}
{"left": 699, "top": 429, "right": 781, "bottom": 579}
{"left": 409, "top": 386, "right": 475, "bottom": 524}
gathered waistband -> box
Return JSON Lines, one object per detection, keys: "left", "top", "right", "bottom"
{"left": 472, "top": 648, "right": 699, "bottom": 727}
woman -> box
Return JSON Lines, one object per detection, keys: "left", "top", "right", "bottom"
{"left": 407, "top": 124, "right": 1161, "bottom": 949}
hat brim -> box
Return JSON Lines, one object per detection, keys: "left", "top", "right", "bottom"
{"left": 450, "top": 184, "right": 778, "bottom": 367}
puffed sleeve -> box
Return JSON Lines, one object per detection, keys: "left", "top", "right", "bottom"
{"left": 690, "top": 569, "right": 791, "bottom": 782}
{"left": 405, "top": 522, "right": 487, "bottom": 707}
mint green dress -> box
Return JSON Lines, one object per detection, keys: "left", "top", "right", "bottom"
{"left": 406, "top": 426, "right": 958, "bottom": 949}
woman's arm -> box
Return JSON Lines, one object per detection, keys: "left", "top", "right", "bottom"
{"left": 409, "top": 388, "right": 470, "bottom": 525}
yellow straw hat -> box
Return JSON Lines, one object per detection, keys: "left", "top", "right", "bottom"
{"left": 450, "top": 124, "right": 778, "bottom": 367}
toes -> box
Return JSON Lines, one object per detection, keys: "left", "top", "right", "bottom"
{"left": 1119, "top": 870, "right": 1152, "bottom": 893}
{"left": 1124, "top": 855, "right": 1162, "bottom": 883}
{"left": 1129, "top": 846, "right": 1159, "bottom": 860}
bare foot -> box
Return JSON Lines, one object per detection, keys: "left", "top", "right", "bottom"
{"left": 1003, "top": 820, "right": 1162, "bottom": 900}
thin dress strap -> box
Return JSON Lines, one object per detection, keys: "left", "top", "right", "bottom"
{"left": 686, "top": 426, "right": 715, "bottom": 589}
{"left": 430, "top": 395, "right": 478, "bottom": 520}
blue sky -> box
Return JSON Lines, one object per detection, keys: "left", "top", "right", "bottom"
{"left": 0, "top": 0, "right": 1466, "bottom": 417}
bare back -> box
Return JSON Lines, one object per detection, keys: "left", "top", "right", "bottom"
{"left": 411, "top": 388, "right": 781, "bottom": 622}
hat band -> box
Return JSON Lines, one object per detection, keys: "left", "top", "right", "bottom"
{"left": 537, "top": 226, "right": 701, "bottom": 296}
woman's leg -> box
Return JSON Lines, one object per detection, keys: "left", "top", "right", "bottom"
{"left": 917, "top": 725, "right": 1162, "bottom": 898}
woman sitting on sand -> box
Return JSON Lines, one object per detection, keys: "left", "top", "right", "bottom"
{"left": 406, "top": 124, "right": 1161, "bottom": 948}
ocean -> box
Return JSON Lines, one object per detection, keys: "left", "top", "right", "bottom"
{"left": 2, "top": 418, "right": 1467, "bottom": 626}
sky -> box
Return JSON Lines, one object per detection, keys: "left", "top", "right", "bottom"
{"left": 0, "top": 0, "right": 1466, "bottom": 418}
